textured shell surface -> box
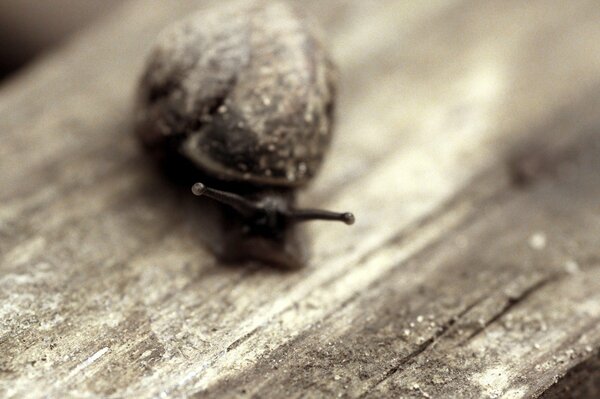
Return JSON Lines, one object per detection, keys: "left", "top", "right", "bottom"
{"left": 136, "top": 1, "right": 337, "bottom": 187}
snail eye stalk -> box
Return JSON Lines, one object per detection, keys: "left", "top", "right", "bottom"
{"left": 283, "top": 209, "right": 355, "bottom": 225}
{"left": 191, "top": 182, "right": 256, "bottom": 218}
{"left": 191, "top": 182, "right": 354, "bottom": 225}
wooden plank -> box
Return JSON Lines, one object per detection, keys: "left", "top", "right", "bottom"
{"left": 1, "top": 0, "right": 600, "bottom": 398}
{"left": 215, "top": 121, "right": 600, "bottom": 398}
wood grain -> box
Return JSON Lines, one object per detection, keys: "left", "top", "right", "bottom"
{"left": 1, "top": 0, "right": 600, "bottom": 398}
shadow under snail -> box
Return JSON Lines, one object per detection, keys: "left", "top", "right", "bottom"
{"left": 135, "top": 1, "right": 354, "bottom": 268}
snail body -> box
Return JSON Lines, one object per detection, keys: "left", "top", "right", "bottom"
{"left": 135, "top": 1, "right": 353, "bottom": 268}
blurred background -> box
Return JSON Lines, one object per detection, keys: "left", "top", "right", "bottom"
{"left": 0, "top": 0, "right": 119, "bottom": 81}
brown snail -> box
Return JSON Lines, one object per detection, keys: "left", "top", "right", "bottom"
{"left": 135, "top": 1, "right": 354, "bottom": 268}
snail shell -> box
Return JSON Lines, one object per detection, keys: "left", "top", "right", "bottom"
{"left": 135, "top": 1, "right": 337, "bottom": 187}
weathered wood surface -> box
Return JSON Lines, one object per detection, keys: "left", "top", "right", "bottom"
{"left": 1, "top": 0, "right": 600, "bottom": 398}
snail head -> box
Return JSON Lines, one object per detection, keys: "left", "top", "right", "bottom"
{"left": 191, "top": 182, "right": 354, "bottom": 233}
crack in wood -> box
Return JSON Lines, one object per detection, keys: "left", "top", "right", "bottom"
{"left": 226, "top": 326, "right": 260, "bottom": 353}
{"left": 459, "top": 274, "right": 561, "bottom": 345}
{"left": 359, "top": 295, "right": 489, "bottom": 397}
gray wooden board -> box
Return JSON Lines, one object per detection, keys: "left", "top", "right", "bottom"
{"left": 1, "top": 0, "right": 599, "bottom": 398}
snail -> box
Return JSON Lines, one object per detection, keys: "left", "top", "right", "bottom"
{"left": 135, "top": 1, "right": 354, "bottom": 268}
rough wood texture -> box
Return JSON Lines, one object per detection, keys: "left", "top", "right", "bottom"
{"left": 1, "top": 1, "right": 600, "bottom": 398}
